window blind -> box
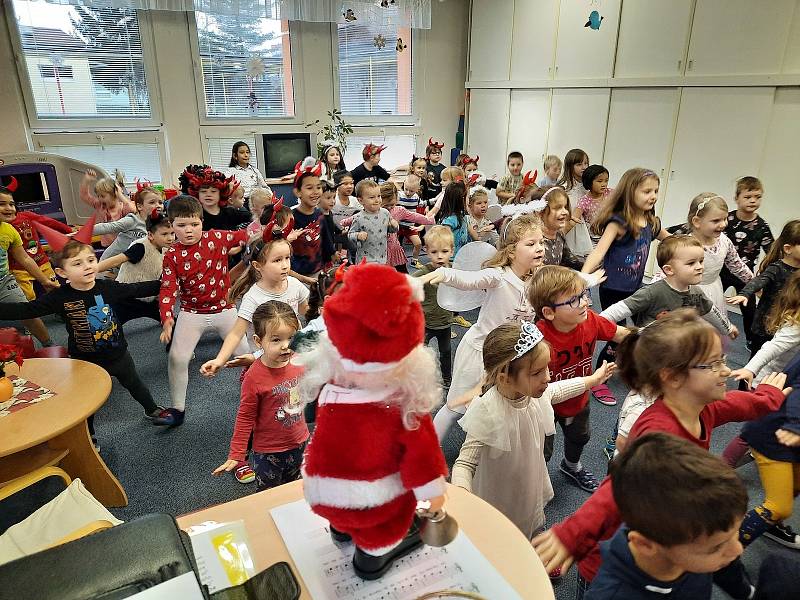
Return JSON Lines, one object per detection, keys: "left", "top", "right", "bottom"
{"left": 337, "top": 9, "right": 412, "bottom": 118}
{"left": 195, "top": 11, "right": 294, "bottom": 118}
{"left": 12, "top": 0, "right": 151, "bottom": 119}
{"left": 343, "top": 134, "right": 416, "bottom": 171}
{"left": 43, "top": 142, "right": 162, "bottom": 185}
{"left": 206, "top": 136, "right": 260, "bottom": 171}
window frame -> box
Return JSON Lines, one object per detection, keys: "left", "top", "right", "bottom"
{"left": 6, "top": 3, "right": 163, "bottom": 131}
{"left": 331, "top": 23, "right": 419, "bottom": 127}
{"left": 188, "top": 12, "right": 303, "bottom": 126}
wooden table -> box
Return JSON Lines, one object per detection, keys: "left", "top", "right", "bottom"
{"left": 0, "top": 358, "right": 127, "bottom": 507}
{"left": 177, "top": 480, "right": 554, "bottom": 600}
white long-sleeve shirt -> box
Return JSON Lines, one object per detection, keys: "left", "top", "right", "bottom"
{"left": 744, "top": 324, "right": 800, "bottom": 385}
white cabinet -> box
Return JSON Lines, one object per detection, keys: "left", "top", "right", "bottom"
{"left": 510, "top": 0, "right": 559, "bottom": 81}
{"left": 614, "top": 0, "right": 694, "bottom": 78}
{"left": 662, "top": 87, "right": 775, "bottom": 230}
{"left": 686, "top": 0, "right": 795, "bottom": 75}
{"left": 546, "top": 88, "right": 610, "bottom": 165}
{"left": 466, "top": 89, "right": 511, "bottom": 179}
{"left": 506, "top": 90, "right": 551, "bottom": 172}
{"left": 468, "top": 0, "right": 513, "bottom": 81}
{"left": 783, "top": 7, "right": 800, "bottom": 73}
{"left": 554, "top": 0, "right": 621, "bottom": 79}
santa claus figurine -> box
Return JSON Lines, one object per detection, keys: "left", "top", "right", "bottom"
{"left": 296, "top": 262, "right": 448, "bottom": 580}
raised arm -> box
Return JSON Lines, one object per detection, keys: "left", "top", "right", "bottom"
{"left": 581, "top": 221, "right": 623, "bottom": 274}
{"left": 200, "top": 317, "right": 250, "bottom": 377}
{"left": 96, "top": 253, "right": 130, "bottom": 274}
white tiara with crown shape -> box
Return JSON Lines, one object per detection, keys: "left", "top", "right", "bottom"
{"left": 514, "top": 321, "right": 545, "bottom": 358}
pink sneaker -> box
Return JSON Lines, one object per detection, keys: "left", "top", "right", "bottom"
{"left": 591, "top": 384, "right": 617, "bottom": 406}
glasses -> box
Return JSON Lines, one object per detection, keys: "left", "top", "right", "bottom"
{"left": 551, "top": 289, "right": 590, "bottom": 310}
{"left": 692, "top": 356, "right": 728, "bottom": 373}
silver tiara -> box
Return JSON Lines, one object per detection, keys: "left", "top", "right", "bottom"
{"left": 514, "top": 321, "right": 545, "bottom": 358}
{"left": 693, "top": 195, "right": 724, "bottom": 219}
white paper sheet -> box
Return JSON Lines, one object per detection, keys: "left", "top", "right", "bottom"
{"left": 270, "top": 499, "right": 522, "bottom": 600}
{"left": 128, "top": 572, "right": 205, "bottom": 599}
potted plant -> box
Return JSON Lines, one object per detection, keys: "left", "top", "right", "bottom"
{"left": 0, "top": 344, "right": 23, "bottom": 402}
{"left": 305, "top": 109, "right": 354, "bottom": 157}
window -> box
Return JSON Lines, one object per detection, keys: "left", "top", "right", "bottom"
{"left": 337, "top": 11, "right": 413, "bottom": 120}
{"left": 205, "top": 136, "right": 260, "bottom": 171}
{"left": 12, "top": 0, "right": 151, "bottom": 120}
{"left": 194, "top": 11, "right": 294, "bottom": 119}
{"left": 343, "top": 134, "right": 416, "bottom": 171}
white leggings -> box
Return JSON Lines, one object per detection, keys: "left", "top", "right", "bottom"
{"left": 168, "top": 309, "right": 249, "bottom": 411}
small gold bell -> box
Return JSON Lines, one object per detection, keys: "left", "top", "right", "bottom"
{"left": 416, "top": 507, "right": 459, "bottom": 547}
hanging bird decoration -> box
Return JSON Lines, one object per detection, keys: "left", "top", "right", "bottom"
{"left": 396, "top": 37, "right": 407, "bottom": 52}
{"left": 584, "top": 10, "right": 603, "bottom": 30}
{"left": 373, "top": 34, "right": 387, "bottom": 50}
{"left": 343, "top": 8, "right": 357, "bottom": 22}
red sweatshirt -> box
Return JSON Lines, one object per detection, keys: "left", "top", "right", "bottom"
{"left": 10, "top": 212, "right": 73, "bottom": 269}
{"left": 552, "top": 384, "right": 786, "bottom": 581}
{"left": 159, "top": 229, "right": 248, "bottom": 321}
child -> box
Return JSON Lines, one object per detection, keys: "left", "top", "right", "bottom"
{"left": 180, "top": 164, "right": 251, "bottom": 232}
{"left": 496, "top": 151, "right": 525, "bottom": 203}
{"left": 538, "top": 186, "right": 584, "bottom": 270}
{"left": 528, "top": 265, "right": 629, "bottom": 492}
{"left": 419, "top": 214, "right": 545, "bottom": 441}
{"left": 2, "top": 220, "right": 165, "bottom": 432}
{"left": 381, "top": 182, "right": 434, "bottom": 273}
{"left": 582, "top": 168, "right": 669, "bottom": 406}
{"left": 413, "top": 226, "right": 455, "bottom": 386}
{"left": 466, "top": 186, "right": 499, "bottom": 247}
{"left": 0, "top": 181, "right": 59, "bottom": 347}
{"left": 453, "top": 320, "right": 614, "bottom": 539}
{"left": 245, "top": 187, "right": 274, "bottom": 237}
{"left": 79, "top": 168, "right": 135, "bottom": 248}
{"left": 398, "top": 173, "right": 426, "bottom": 268}
{"left": 532, "top": 309, "right": 787, "bottom": 598}
{"left": 93, "top": 184, "right": 163, "bottom": 264}
{"left": 345, "top": 180, "right": 398, "bottom": 264}
{"left": 557, "top": 148, "right": 590, "bottom": 206}
{"left": 331, "top": 170, "right": 362, "bottom": 227}
{"left": 575, "top": 164, "right": 612, "bottom": 248}
{"left": 318, "top": 180, "right": 340, "bottom": 262}
{"left": 411, "top": 156, "right": 434, "bottom": 202}
{"left": 228, "top": 185, "right": 245, "bottom": 209}
{"left": 587, "top": 432, "right": 747, "bottom": 600}
{"left": 538, "top": 155, "right": 563, "bottom": 188}
{"left": 320, "top": 143, "right": 346, "bottom": 183}
{"left": 728, "top": 219, "right": 800, "bottom": 355}
{"left": 350, "top": 143, "right": 391, "bottom": 187}
{"left": 437, "top": 181, "right": 472, "bottom": 255}
{"left": 212, "top": 301, "right": 308, "bottom": 491}
{"left": 289, "top": 158, "right": 334, "bottom": 285}
{"left": 95, "top": 209, "right": 175, "bottom": 324}
{"left": 425, "top": 138, "right": 446, "bottom": 196}
{"left": 155, "top": 195, "right": 251, "bottom": 427}
{"left": 456, "top": 153, "right": 479, "bottom": 174}
{"left": 225, "top": 141, "right": 268, "bottom": 202}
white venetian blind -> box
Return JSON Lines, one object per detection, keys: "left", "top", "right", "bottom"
{"left": 195, "top": 11, "right": 294, "bottom": 118}
{"left": 42, "top": 141, "right": 162, "bottom": 184}
{"left": 343, "top": 135, "right": 416, "bottom": 171}
{"left": 337, "top": 9, "right": 413, "bottom": 118}
{"left": 12, "top": 0, "right": 151, "bottom": 119}
{"left": 206, "top": 136, "right": 260, "bottom": 171}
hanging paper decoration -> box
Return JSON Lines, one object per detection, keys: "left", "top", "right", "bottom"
{"left": 380, "top": 0, "right": 397, "bottom": 7}
{"left": 246, "top": 56, "right": 266, "bottom": 79}
{"left": 343, "top": 8, "right": 357, "bottom": 21}
{"left": 373, "top": 34, "right": 387, "bottom": 49}
{"left": 396, "top": 37, "right": 407, "bottom": 52}
{"left": 584, "top": 10, "right": 603, "bottom": 30}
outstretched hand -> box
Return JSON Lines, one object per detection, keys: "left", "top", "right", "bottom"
{"left": 212, "top": 460, "right": 239, "bottom": 476}
{"left": 760, "top": 372, "right": 792, "bottom": 397}
{"left": 531, "top": 530, "right": 575, "bottom": 577}
{"left": 727, "top": 295, "right": 748, "bottom": 306}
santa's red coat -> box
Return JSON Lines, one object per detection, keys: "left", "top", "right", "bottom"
{"left": 302, "top": 384, "right": 447, "bottom": 552}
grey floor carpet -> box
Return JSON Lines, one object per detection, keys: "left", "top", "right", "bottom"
{"left": 2, "top": 291, "right": 797, "bottom": 600}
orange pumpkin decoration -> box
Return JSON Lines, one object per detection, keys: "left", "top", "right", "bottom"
{"left": 0, "top": 376, "right": 13, "bottom": 402}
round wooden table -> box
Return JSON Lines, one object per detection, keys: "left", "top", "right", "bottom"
{"left": 0, "top": 358, "right": 127, "bottom": 507}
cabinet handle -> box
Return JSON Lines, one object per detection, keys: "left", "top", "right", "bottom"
{"left": 688, "top": 60, "right": 693, "bottom": 71}
{"left": 555, "top": 65, "right": 559, "bottom": 75}
{"left": 670, "top": 170, "right": 675, "bottom": 180}
{"left": 677, "top": 59, "right": 682, "bottom": 71}
{"left": 548, "top": 67, "right": 552, "bottom": 75}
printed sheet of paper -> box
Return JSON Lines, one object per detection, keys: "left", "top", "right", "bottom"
{"left": 271, "top": 499, "right": 522, "bottom": 600}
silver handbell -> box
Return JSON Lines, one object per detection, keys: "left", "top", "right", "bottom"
{"left": 416, "top": 507, "right": 459, "bottom": 547}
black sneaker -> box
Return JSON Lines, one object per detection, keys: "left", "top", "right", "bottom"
{"left": 559, "top": 460, "right": 599, "bottom": 493}
{"left": 764, "top": 522, "right": 800, "bottom": 549}
{"left": 144, "top": 406, "right": 166, "bottom": 420}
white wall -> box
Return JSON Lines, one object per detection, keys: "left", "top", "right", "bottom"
{"left": 0, "top": 1, "right": 468, "bottom": 183}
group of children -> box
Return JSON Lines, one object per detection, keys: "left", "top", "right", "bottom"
{"left": 2, "top": 138, "right": 800, "bottom": 599}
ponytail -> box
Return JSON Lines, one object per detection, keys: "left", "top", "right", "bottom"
{"left": 230, "top": 262, "right": 261, "bottom": 302}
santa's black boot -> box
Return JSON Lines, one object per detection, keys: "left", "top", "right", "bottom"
{"left": 352, "top": 519, "right": 422, "bottom": 580}
{"left": 329, "top": 525, "right": 352, "bottom": 543}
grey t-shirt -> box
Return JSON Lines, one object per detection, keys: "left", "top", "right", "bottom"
{"left": 347, "top": 207, "right": 397, "bottom": 264}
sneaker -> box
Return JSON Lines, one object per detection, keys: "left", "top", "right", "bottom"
{"left": 764, "top": 522, "right": 800, "bottom": 549}
{"left": 91, "top": 436, "right": 100, "bottom": 452}
{"left": 144, "top": 406, "right": 166, "bottom": 420}
{"left": 234, "top": 463, "right": 256, "bottom": 484}
{"left": 559, "top": 460, "right": 599, "bottom": 493}
{"left": 152, "top": 408, "right": 185, "bottom": 427}
{"left": 603, "top": 438, "right": 616, "bottom": 462}
{"left": 452, "top": 315, "right": 472, "bottom": 328}
{"left": 591, "top": 383, "right": 617, "bottom": 406}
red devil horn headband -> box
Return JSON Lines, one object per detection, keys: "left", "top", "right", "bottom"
{"left": 427, "top": 138, "right": 444, "bottom": 149}
{"left": 522, "top": 169, "right": 539, "bottom": 187}
{"left": 293, "top": 158, "right": 323, "bottom": 183}
{"left": 136, "top": 178, "right": 153, "bottom": 192}
{"left": 261, "top": 198, "right": 286, "bottom": 242}
{"left": 3, "top": 176, "right": 18, "bottom": 193}
{"left": 334, "top": 260, "right": 348, "bottom": 283}
{"left": 35, "top": 213, "right": 97, "bottom": 252}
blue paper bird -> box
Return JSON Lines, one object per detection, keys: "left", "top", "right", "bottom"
{"left": 585, "top": 10, "right": 603, "bottom": 30}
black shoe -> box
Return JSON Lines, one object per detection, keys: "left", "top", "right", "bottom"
{"left": 764, "top": 522, "right": 800, "bottom": 549}
{"left": 559, "top": 460, "right": 599, "bottom": 493}
{"left": 353, "top": 519, "right": 422, "bottom": 580}
{"left": 329, "top": 525, "right": 352, "bottom": 543}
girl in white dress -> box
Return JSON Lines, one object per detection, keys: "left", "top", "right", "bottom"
{"left": 452, "top": 321, "right": 614, "bottom": 538}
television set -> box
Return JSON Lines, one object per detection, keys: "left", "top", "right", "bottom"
{"left": 260, "top": 133, "right": 313, "bottom": 178}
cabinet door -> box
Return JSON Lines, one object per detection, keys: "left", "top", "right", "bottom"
{"left": 686, "top": 0, "right": 794, "bottom": 75}
{"left": 614, "top": 0, "right": 694, "bottom": 77}
{"left": 507, "top": 90, "right": 551, "bottom": 174}
{"left": 469, "top": 0, "right": 513, "bottom": 81}
{"left": 466, "top": 89, "right": 511, "bottom": 179}
{"left": 554, "top": 0, "right": 621, "bottom": 79}
{"left": 783, "top": 7, "right": 800, "bottom": 73}
{"left": 510, "top": 0, "right": 559, "bottom": 81}
{"left": 546, "top": 88, "right": 610, "bottom": 165}
{"left": 662, "top": 87, "right": 775, "bottom": 230}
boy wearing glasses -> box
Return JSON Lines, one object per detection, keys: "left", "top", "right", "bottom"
{"left": 528, "top": 265, "right": 629, "bottom": 493}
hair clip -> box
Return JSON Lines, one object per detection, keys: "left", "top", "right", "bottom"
{"left": 427, "top": 138, "right": 445, "bottom": 150}
{"left": 514, "top": 321, "right": 544, "bottom": 359}
{"left": 693, "top": 195, "right": 724, "bottom": 219}
{"left": 3, "top": 176, "right": 18, "bottom": 193}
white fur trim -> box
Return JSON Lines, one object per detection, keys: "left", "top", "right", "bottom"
{"left": 405, "top": 274, "right": 425, "bottom": 302}
{"left": 413, "top": 477, "right": 446, "bottom": 501}
{"left": 318, "top": 384, "right": 394, "bottom": 406}
{"left": 302, "top": 469, "right": 406, "bottom": 508}
{"left": 340, "top": 358, "right": 402, "bottom": 373}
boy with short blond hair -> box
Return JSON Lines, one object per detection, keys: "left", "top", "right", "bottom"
{"left": 528, "top": 265, "right": 628, "bottom": 493}
{"left": 538, "top": 155, "right": 563, "bottom": 188}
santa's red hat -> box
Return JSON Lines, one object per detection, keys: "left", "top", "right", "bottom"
{"left": 323, "top": 263, "right": 424, "bottom": 371}
{"left": 34, "top": 213, "right": 96, "bottom": 252}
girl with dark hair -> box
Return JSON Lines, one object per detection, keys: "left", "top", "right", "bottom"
{"left": 227, "top": 141, "right": 268, "bottom": 200}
